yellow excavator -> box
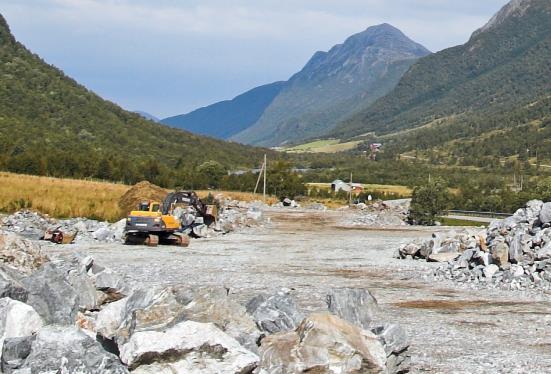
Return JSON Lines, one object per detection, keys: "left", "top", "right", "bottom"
{"left": 124, "top": 191, "right": 217, "bottom": 247}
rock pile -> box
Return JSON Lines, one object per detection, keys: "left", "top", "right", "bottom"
{"left": 0, "top": 232, "right": 410, "bottom": 373}
{"left": 350, "top": 199, "right": 410, "bottom": 226}
{"left": 398, "top": 200, "right": 551, "bottom": 291}
{"left": 1, "top": 210, "right": 126, "bottom": 244}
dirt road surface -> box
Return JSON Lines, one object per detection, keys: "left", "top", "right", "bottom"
{"left": 49, "top": 208, "right": 551, "bottom": 373}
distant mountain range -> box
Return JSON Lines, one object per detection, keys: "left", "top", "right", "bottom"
{"left": 162, "top": 81, "right": 285, "bottom": 139}
{"left": 163, "top": 24, "right": 430, "bottom": 146}
{"left": 0, "top": 14, "right": 268, "bottom": 184}
{"left": 331, "top": 0, "right": 550, "bottom": 162}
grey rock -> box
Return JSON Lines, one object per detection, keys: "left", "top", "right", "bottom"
{"left": 96, "top": 287, "right": 185, "bottom": 346}
{"left": 326, "top": 287, "right": 379, "bottom": 329}
{"left": 120, "top": 320, "right": 258, "bottom": 373}
{"left": 21, "top": 263, "right": 79, "bottom": 324}
{"left": 18, "top": 325, "right": 128, "bottom": 373}
{"left": 428, "top": 252, "right": 460, "bottom": 262}
{"left": 246, "top": 290, "right": 304, "bottom": 334}
{"left": 0, "top": 266, "right": 27, "bottom": 302}
{"left": 0, "top": 298, "right": 43, "bottom": 355}
{"left": 1, "top": 336, "right": 34, "bottom": 373}
{"left": 371, "top": 323, "right": 410, "bottom": 373}
{"left": 483, "top": 264, "right": 499, "bottom": 279}
{"left": 537, "top": 242, "right": 551, "bottom": 260}
{"left": 540, "top": 202, "right": 551, "bottom": 224}
{"left": 180, "top": 287, "right": 261, "bottom": 354}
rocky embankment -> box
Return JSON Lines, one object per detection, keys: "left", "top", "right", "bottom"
{"left": 397, "top": 200, "right": 551, "bottom": 291}
{"left": 0, "top": 230, "right": 410, "bottom": 373}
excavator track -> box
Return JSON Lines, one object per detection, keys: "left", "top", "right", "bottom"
{"left": 145, "top": 234, "right": 159, "bottom": 247}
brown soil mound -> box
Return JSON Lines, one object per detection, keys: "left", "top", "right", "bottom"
{"left": 118, "top": 181, "right": 168, "bottom": 214}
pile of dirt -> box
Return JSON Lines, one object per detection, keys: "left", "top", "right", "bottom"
{"left": 118, "top": 181, "right": 168, "bottom": 215}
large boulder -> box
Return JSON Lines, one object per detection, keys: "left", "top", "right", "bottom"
{"left": 20, "top": 263, "right": 80, "bottom": 325}
{"left": 181, "top": 287, "right": 261, "bottom": 353}
{"left": 16, "top": 325, "right": 128, "bottom": 373}
{"left": 246, "top": 290, "right": 304, "bottom": 334}
{"left": 326, "top": 288, "right": 379, "bottom": 329}
{"left": 0, "top": 231, "right": 49, "bottom": 275}
{"left": 0, "top": 298, "right": 43, "bottom": 353}
{"left": 258, "top": 313, "right": 387, "bottom": 373}
{"left": 326, "top": 288, "right": 409, "bottom": 373}
{"left": 96, "top": 287, "right": 185, "bottom": 346}
{"left": 119, "top": 321, "right": 258, "bottom": 373}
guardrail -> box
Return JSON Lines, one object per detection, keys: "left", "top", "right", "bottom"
{"left": 444, "top": 210, "right": 513, "bottom": 219}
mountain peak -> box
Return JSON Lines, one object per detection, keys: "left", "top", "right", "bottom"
{"left": 473, "top": 0, "right": 538, "bottom": 37}
{"left": 0, "top": 13, "right": 16, "bottom": 46}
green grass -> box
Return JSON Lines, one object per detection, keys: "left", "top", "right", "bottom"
{"left": 438, "top": 217, "right": 488, "bottom": 227}
{"left": 284, "top": 139, "right": 362, "bottom": 153}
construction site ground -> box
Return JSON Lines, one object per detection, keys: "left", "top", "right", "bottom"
{"left": 48, "top": 208, "right": 551, "bottom": 373}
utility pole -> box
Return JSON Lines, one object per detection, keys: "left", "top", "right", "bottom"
{"left": 349, "top": 172, "right": 353, "bottom": 206}
{"left": 263, "top": 154, "right": 267, "bottom": 202}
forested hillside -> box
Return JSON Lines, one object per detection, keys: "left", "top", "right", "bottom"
{"left": 0, "top": 14, "right": 270, "bottom": 187}
{"left": 332, "top": 0, "right": 550, "bottom": 162}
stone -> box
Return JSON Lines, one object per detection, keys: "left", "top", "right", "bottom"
{"left": 400, "top": 243, "right": 420, "bottom": 257}
{"left": 96, "top": 287, "right": 185, "bottom": 346}
{"left": 20, "top": 263, "right": 79, "bottom": 324}
{"left": 258, "top": 312, "right": 387, "bottom": 373}
{"left": 181, "top": 287, "right": 261, "bottom": 353}
{"left": 483, "top": 264, "right": 499, "bottom": 279}
{"left": 371, "top": 323, "right": 410, "bottom": 373}
{"left": 508, "top": 232, "right": 525, "bottom": 263}
{"left": 0, "top": 298, "right": 43, "bottom": 354}
{"left": 0, "top": 231, "right": 49, "bottom": 275}
{"left": 119, "top": 320, "right": 258, "bottom": 373}
{"left": 17, "top": 325, "right": 128, "bottom": 373}
{"left": 428, "top": 253, "right": 460, "bottom": 262}
{"left": 94, "top": 268, "right": 128, "bottom": 295}
{"left": 92, "top": 227, "right": 114, "bottom": 242}
{"left": 246, "top": 290, "right": 304, "bottom": 335}
{"left": 511, "top": 264, "right": 524, "bottom": 277}
{"left": 1, "top": 335, "right": 35, "bottom": 373}
{"left": 537, "top": 243, "right": 551, "bottom": 260}
{"left": 0, "top": 266, "right": 27, "bottom": 302}
{"left": 491, "top": 242, "right": 510, "bottom": 267}
{"left": 540, "top": 202, "right": 551, "bottom": 224}
{"left": 326, "top": 288, "right": 379, "bottom": 329}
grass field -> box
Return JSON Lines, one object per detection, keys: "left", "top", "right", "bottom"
{"left": 306, "top": 182, "right": 412, "bottom": 196}
{"left": 284, "top": 139, "right": 362, "bottom": 153}
{"left": 0, "top": 172, "right": 279, "bottom": 222}
{"left": 438, "top": 217, "right": 488, "bottom": 227}
{"left": 0, "top": 172, "right": 129, "bottom": 221}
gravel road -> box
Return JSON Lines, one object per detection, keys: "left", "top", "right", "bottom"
{"left": 48, "top": 208, "right": 551, "bottom": 373}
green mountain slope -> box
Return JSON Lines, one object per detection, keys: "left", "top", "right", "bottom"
{"left": 331, "top": 0, "right": 551, "bottom": 153}
{"left": 0, "top": 14, "right": 268, "bottom": 185}
{"left": 161, "top": 81, "right": 285, "bottom": 139}
{"left": 231, "top": 24, "right": 430, "bottom": 147}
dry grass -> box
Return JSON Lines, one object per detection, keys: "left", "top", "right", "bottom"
{"left": 0, "top": 172, "right": 129, "bottom": 221}
{"left": 196, "top": 190, "right": 279, "bottom": 205}
{"left": 306, "top": 182, "right": 412, "bottom": 196}
{"left": 0, "top": 172, "right": 279, "bottom": 221}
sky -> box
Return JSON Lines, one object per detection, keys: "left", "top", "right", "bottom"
{"left": 1, "top": 0, "right": 509, "bottom": 118}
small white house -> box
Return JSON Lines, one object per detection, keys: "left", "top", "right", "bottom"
{"left": 331, "top": 180, "right": 364, "bottom": 193}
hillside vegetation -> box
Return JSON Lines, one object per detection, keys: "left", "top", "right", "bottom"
{"left": 331, "top": 0, "right": 550, "bottom": 163}
{"left": 0, "top": 14, "right": 270, "bottom": 187}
